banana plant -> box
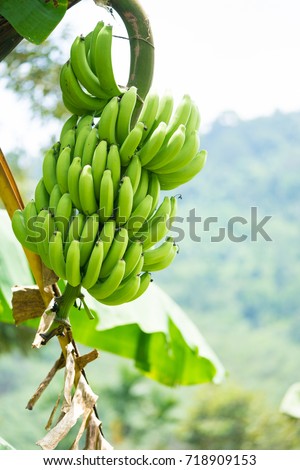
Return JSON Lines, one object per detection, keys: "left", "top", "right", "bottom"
{"left": 0, "top": 0, "right": 225, "bottom": 449}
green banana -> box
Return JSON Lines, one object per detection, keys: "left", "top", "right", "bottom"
{"left": 34, "top": 209, "right": 50, "bottom": 267}
{"left": 130, "top": 272, "right": 152, "bottom": 301}
{"left": 164, "top": 94, "right": 192, "bottom": 141}
{"left": 126, "top": 194, "right": 153, "bottom": 238}
{"left": 64, "top": 212, "right": 86, "bottom": 257}
{"left": 11, "top": 209, "right": 39, "bottom": 254}
{"left": 137, "top": 121, "right": 167, "bottom": 167}
{"left": 49, "top": 184, "right": 62, "bottom": 215}
{"left": 55, "top": 192, "right": 73, "bottom": 241}
{"left": 119, "top": 121, "right": 145, "bottom": 166}
{"left": 143, "top": 237, "right": 174, "bottom": 266}
{"left": 23, "top": 200, "right": 38, "bottom": 248}
{"left": 139, "top": 197, "right": 171, "bottom": 250}
{"left": 62, "top": 94, "right": 89, "bottom": 117}
{"left": 141, "top": 213, "right": 169, "bottom": 251}
{"left": 147, "top": 172, "right": 160, "bottom": 218}
{"left": 116, "top": 86, "right": 138, "bottom": 144}
{"left": 76, "top": 115, "right": 94, "bottom": 136}
{"left": 59, "top": 114, "right": 78, "bottom": 143}
{"left": 70, "top": 35, "right": 110, "bottom": 99}
{"left": 148, "top": 196, "right": 171, "bottom": 224}
{"left": 143, "top": 242, "right": 178, "bottom": 271}
{"left": 144, "top": 124, "right": 186, "bottom": 172}
{"left": 130, "top": 251, "right": 144, "bottom": 277}
{"left": 99, "top": 219, "right": 116, "bottom": 259}
{"left": 92, "top": 140, "right": 107, "bottom": 201}
{"left": 60, "top": 127, "right": 76, "bottom": 155}
{"left": 56, "top": 145, "right": 71, "bottom": 194}
{"left": 79, "top": 164, "right": 98, "bottom": 216}
{"left": 94, "top": 25, "right": 124, "bottom": 97}
{"left": 124, "top": 154, "right": 142, "bottom": 194}
{"left": 49, "top": 230, "right": 67, "bottom": 280}
{"left": 35, "top": 178, "right": 50, "bottom": 212}
{"left": 169, "top": 195, "right": 178, "bottom": 222}
{"left": 42, "top": 147, "right": 57, "bottom": 195}
{"left": 82, "top": 126, "right": 99, "bottom": 166}
{"left": 88, "top": 21, "right": 105, "bottom": 74}
{"left": 138, "top": 91, "right": 159, "bottom": 142}
{"left": 157, "top": 129, "right": 200, "bottom": 174}
{"left": 99, "top": 273, "right": 140, "bottom": 306}
{"left": 23, "top": 199, "right": 37, "bottom": 228}
{"left": 79, "top": 213, "right": 99, "bottom": 267}
{"left": 132, "top": 168, "right": 149, "bottom": 211}
{"left": 88, "top": 259, "right": 126, "bottom": 300}
{"left": 97, "top": 96, "right": 119, "bottom": 145}
{"left": 99, "top": 227, "right": 129, "bottom": 278}
{"left": 99, "top": 169, "right": 114, "bottom": 223}
{"left": 115, "top": 176, "right": 133, "bottom": 226}
{"left": 158, "top": 150, "right": 207, "bottom": 190}
{"left": 60, "top": 61, "right": 107, "bottom": 114}
{"left": 123, "top": 240, "right": 143, "bottom": 279}
{"left": 106, "top": 144, "right": 121, "bottom": 196}
{"left": 66, "top": 239, "right": 82, "bottom": 287}
{"left": 81, "top": 239, "right": 104, "bottom": 290}
{"left": 84, "top": 30, "right": 93, "bottom": 53}
{"left": 73, "top": 124, "right": 92, "bottom": 159}
{"left": 68, "top": 156, "right": 83, "bottom": 212}
{"left": 41, "top": 210, "right": 56, "bottom": 268}
{"left": 25, "top": 204, "right": 43, "bottom": 248}
{"left": 148, "top": 90, "right": 174, "bottom": 136}
{"left": 186, "top": 100, "right": 201, "bottom": 135}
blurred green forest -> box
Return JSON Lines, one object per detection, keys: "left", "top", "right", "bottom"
{"left": 156, "top": 110, "right": 300, "bottom": 399}
{"left": 1, "top": 108, "right": 300, "bottom": 449}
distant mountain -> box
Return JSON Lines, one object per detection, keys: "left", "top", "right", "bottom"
{"left": 156, "top": 110, "right": 300, "bottom": 401}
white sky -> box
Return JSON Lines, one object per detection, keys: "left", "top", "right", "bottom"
{"left": 63, "top": 0, "right": 300, "bottom": 122}
{"left": 1, "top": 0, "right": 300, "bottom": 156}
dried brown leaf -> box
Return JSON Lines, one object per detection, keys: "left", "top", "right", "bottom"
{"left": 42, "top": 264, "right": 59, "bottom": 288}
{"left": 45, "top": 393, "right": 62, "bottom": 431}
{"left": 84, "top": 413, "right": 113, "bottom": 450}
{"left": 12, "top": 285, "right": 45, "bottom": 325}
{"left": 26, "top": 353, "right": 65, "bottom": 410}
{"left": 62, "top": 343, "right": 76, "bottom": 412}
{"left": 36, "top": 375, "right": 98, "bottom": 450}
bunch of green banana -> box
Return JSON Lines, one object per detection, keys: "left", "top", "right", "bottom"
{"left": 12, "top": 196, "right": 176, "bottom": 305}
{"left": 12, "top": 20, "right": 207, "bottom": 310}
{"left": 11, "top": 130, "right": 178, "bottom": 304}
{"left": 61, "top": 21, "right": 126, "bottom": 116}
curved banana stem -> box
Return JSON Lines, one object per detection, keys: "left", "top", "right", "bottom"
{"left": 110, "top": 0, "right": 155, "bottom": 102}
{"left": 1, "top": 0, "right": 155, "bottom": 105}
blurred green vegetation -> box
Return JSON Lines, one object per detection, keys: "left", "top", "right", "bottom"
{"left": 1, "top": 36, "right": 300, "bottom": 449}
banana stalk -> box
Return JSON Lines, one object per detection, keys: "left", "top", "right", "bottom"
{"left": 110, "top": 0, "right": 155, "bottom": 110}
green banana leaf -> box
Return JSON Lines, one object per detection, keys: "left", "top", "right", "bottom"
{"left": 0, "top": 209, "right": 225, "bottom": 386}
{"left": 0, "top": 0, "right": 68, "bottom": 45}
